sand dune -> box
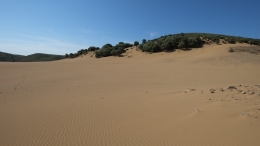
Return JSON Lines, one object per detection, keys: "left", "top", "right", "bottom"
{"left": 1, "top": 44, "right": 260, "bottom": 146}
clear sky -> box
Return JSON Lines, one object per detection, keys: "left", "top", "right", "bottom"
{"left": 1, "top": 0, "right": 260, "bottom": 55}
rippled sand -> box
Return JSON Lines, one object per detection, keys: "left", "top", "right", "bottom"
{"left": 1, "top": 44, "right": 260, "bottom": 146}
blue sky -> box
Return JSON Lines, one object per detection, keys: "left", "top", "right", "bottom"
{"left": 1, "top": 0, "right": 260, "bottom": 55}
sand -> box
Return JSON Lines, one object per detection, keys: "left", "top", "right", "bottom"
{"left": 1, "top": 44, "right": 260, "bottom": 146}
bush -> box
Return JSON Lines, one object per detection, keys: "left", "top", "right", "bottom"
{"left": 65, "top": 54, "right": 69, "bottom": 58}
{"left": 134, "top": 41, "right": 139, "bottom": 46}
{"left": 138, "top": 44, "right": 143, "bottom": 49}
{"left": 77, "top": 49, "right": 87, "bottom": 56}
{"left": 178, "top": 40, "right": 186, "bottom": 48}
{"left": 102, "top": 43, "right": 113, "bottom": 49}
{"left": 142, "top": 39, "right": 147, "bottom": 44}
{"left": 215, "top": 39, "right": 220, "bottom": 44}
{"left": 227, "top": 38, "right": 236, "bottom": 44}
{"left": 69, "top": 53, "right": 74, "bottom": 58}
{"left": 161, "top": 42, "right": 170, "bottom": 51}
{"left": 228, "top": 48, "right": 234, "bottom": 52}
{"left": 95, "top": 51, "right": 102, "bottom": 58}
{"left": 94, "top": 42, "right": 133, "bottom": 58}
{"left": 88, "top": 46, "right": 100, "bottom": 52}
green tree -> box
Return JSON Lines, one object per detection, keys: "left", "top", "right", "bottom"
{"left": 138, "top": 44, "right": 143, "bottom": 50}
{"left": 83, "top": 49, "right": 88, "bottom": 55}
{"left": 77, "top": 49, "right": 84, "bottom": 56}
{"left": 88, "top": 46, "right": 100, "bottom": 52}
{"left": 65, "top": 54, "right": 69, "bottom": 58}
{"left": 102, "top": 43, "right": 113, "bottom": 49}
{"left": 142, "top": 39, "right": 147, "bottom": 44}
{"left": 95, "top": 51, "right": 102, "bottom": 58}
{"left": 134, "top": 41, "right": 139, "bottom": 46}
{"left": 69, "top": 53, "right": 74, "bottom": 58}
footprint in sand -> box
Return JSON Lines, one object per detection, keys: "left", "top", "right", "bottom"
{"left": 194, "top": 109, "right": 201, "bottom": 112}
{"left": 240, "top": 112, "right": 249, "bottom": 116}
{"left": 210, "top": 89, "right": 215, "bottom": 93}
{"left": 240, "top": 112, "right": 258, "bottom": 118}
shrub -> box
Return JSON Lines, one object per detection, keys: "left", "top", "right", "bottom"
{"left": 228, "top": 48, "right": 234, "bottom": 52}
{"left": 94, "top": 42, "right": 133, "bottom": 58}
{"left": 134, "top": 41, "right": 139, "bottom": 46}
{"left": 138, "top": 44, "right": 143, "bottom": 49}
{"left": 161, "top": 42, "right": 171, "bottom": 51}
{"left": 88, "top": 46, "right": 100, "bottom": 52}
{"left": 142, "top": 39, "right": 147, "bottom": 44}
{"left": 65, "top": 54, "right": 69, "bottom": 58}
{"left": 178, "top": 40, "right": 186, "bottom": 48}
{"left": 102, "top": 44, "right": 113, "bottom": 49}
{"left": 227, "top": 38, "right": 236, "bottom": 44}
{"left": 69, "top": 53, "right": 74, "bottom": 58}
{"left": 215, "top": 39, "right": 220, "bottom": 44}
{"left": 95, "top": 51, "right": 102, "bottom": 58}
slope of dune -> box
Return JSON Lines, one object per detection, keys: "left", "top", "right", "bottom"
{"left": 0, "top": 44, "right": 260, "bottom": 146}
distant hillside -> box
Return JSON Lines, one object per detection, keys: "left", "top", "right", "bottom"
{"left": 0, "top": 52, "right": 65, "bottom": 62}
{"left": 18, "top": 53, "right": 65, "bottom": 62}
{"left": 0, "top": 52, "right": 24, "bottom": 62}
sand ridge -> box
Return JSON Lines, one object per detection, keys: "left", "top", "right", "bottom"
{"left": 0, "top": 44, "right": 260, "bottom": 146}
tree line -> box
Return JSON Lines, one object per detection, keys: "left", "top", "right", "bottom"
{"left": 65, "top": 46, "right": 100, "bottom": 58}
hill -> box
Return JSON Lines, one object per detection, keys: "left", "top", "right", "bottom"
{"left": 18, "top": 53, "right": 65, "bottom": 62}
{"left": 0, "top": 51, "right": 24, "bottom": 62}
{"left": 0, "top": 52, "right": 65, "bottom": 62}
{"left": 66, "top": 33, "right": 260, "bottom": 58}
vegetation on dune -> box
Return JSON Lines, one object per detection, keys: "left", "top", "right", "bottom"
{"left": 228, "top": 46, "right": 260, "bottom": 54}
{"left": 65, "top": 42, "right": 132, "bottom": 59}
{"left": 228, "top": 47, "right": 234, "bottom": 52}
{"left": 139, "top": 33, "right": 202, "bottom": 52}
{"left": 65, "top": 46, "right": 100, "bottom": 59}
{"left": 64, "top": 33, "right": 260, "bottom": 59}
{"left": 138, "top": 33, "right": 260, "bottom": 53}
{"left": 0, "top": 52, "right": 65, "bottom": 62}
{"left": 95, "top": 42, "right": 133, "bottom": 58}
{"left": 2, "top": 33, "right": 260, "bottom": 62}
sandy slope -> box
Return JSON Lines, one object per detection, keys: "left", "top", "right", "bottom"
{"left": 0, "top": 44, "right": 260, "bottom": 146}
